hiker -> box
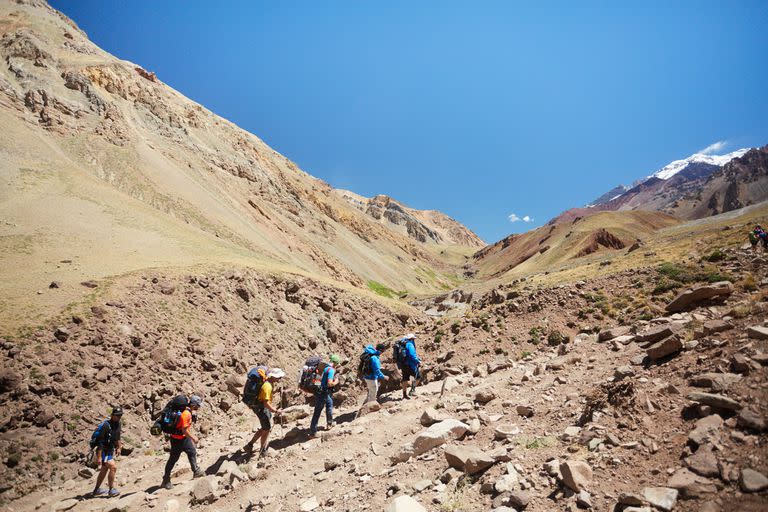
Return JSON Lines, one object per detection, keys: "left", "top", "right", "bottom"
{"left": 309, "top": 354, "right": 340, "bottom": 437}
{"left": 244, "top": 368, "right": 285, "bottom": 458}
{"left": 395, "top": 333, "right": 421, "bottom": 400}
{"left": 750, "top": 229, "right": 760, "bottom": 252}
{"left": 90, "top": 406, "right": 123, "bottom": 497}
{"left": 161, "top": 395, "right": 204, "bottom": 490}
{"left": 760, "top": 227, "right": 768, "bottom": 251}
{"left": 361, "top": 343, "right": 388, "bottom": 404}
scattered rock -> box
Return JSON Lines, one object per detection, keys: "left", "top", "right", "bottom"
{"left": 384, "top": 495, "right": 427, "bottom": 512}
{"left": 359, "top": 401, "right": 381, "bottom": 416}
{"left": 687, "top": 392, "right": 742, "bottom": 411}
{"left": 190, "top": 476, "right": 217, "bottom": 504}
{"left": 300, "top": 496, "right": 320, "bottom": 511}
{"left": 444, "top": 444, "right": 496, "bottom": 474}
{"left": 737, "top": 409, "right": 766, "bottom": 431}
{"left": 747, "top": 325, "right": 768, "bottom": 340}
{"left": 642, "top": 487, "right": 678, "bottom": 512}
{"left": 646, "top": 335, "right": 683, "bottom": 361}
{"left": 559, "top": 460, "right": 592, "bottom": 492}
{"left": 474, "top": 389, "right": 497, "bottom": 404}
{"left": 740, "top": 468, "right": 768, "bottom": 492}
{"left": 516, "top": 405, "right": 534, "bottom": 418}
{"left": 665, "top": 281, "right": 733, "bottom": 312}
{"left": 420, "top": 408, "right": 448, "bottom": 427}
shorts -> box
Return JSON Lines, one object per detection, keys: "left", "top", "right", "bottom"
{"left": 401, "top": 365, "right": 419, "bottom": 383}
{"left": 101, "top": 451, "right": 114, "bottom": 463}
{"left": 253, "top": 405, "right": 272, "bottom": 431}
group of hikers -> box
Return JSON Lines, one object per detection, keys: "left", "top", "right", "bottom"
{"left": 87, "top": 333, "right": 422, "bottom": 497}
{"left": 749, "top": 225, "right": 768, "bottom": 252}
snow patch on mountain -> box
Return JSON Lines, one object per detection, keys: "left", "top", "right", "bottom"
{"left": 650, "top": 148, "right": 749, "bottom": 180}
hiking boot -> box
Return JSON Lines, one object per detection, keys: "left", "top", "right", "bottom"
{"left": 161, "top": 478, "right": 173, "bottom": 490}
{"left": 108, "top": 489, "right": 120, "bottom": 497}
{"left": 193, "top": 469, "right": 205, "bottom": 478}
{"left": 92, "top": 488, "right": 107, "bottom": 497}
{"left": 258, "top": 447, "right": 268, "bottom": 459}
{"left": 403, "top": 394, "right": 411, "bottom": 400}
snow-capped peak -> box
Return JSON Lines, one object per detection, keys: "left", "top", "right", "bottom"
{"left": 651, "top": 148, "right": 749, "bottom": 180}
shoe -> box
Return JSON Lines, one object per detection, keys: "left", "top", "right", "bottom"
{"left": 243, "top": 443, "right": 253, "bottom": 453}
{"left": 193, "top": 469, "right": 205, "bottom": 478}
{"left": 92, "top": 488, "right": 107, "bottom": 497}
{"left": 108, "top": 489, "right": 120, "bottom": 497}
{"left": 258, "top": 447, "right": 268, "bottom": 459}
{"left": 326, "top": 422, "right": 335, "bottom": 430}
{"left": 403, "top": 394, "right": 411, "bottom": 400}
{"left": 161, "top": 479, "right": 173, "bottom": 490}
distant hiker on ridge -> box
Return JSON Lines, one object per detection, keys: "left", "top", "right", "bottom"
{"left": 90, "top": 405, "right": 123, "bottom": 497}
{"left": 309, "top": 354, "right": 340, "bottom": 438}
{"left": 394, "top": 333, "right": 421, "bottom": 400}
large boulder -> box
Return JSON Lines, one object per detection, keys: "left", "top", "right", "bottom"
{"left": 665, "top": 281, "right": 733, "bottom": 312}
{"left": 636, "top": 323, "right": 682, "bottom": 344}
{"left": 690, "top": 372, "right": 741, "bottom": 392}
{"left": 559, "top": 460, "right": 592, "bottom": 492}
{"left": 190, "top": 476, "right": 218, "bottom": 504}
{"left": 420, "top": 408, "right": 449, "bottom": 427}
{"left": 598, "top": 325, "right": 631, "bottom": 342}
{"left": 444, "top": 444, "right": 496, "bottom": 474}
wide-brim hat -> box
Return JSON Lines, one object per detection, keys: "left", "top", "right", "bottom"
{"left": 268, "top": 368, "right": 285, "bottom": 379}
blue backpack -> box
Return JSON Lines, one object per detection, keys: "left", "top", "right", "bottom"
{"left": 89, "top": 420, "right": 111, "bottom": 449}
{"left": 243, "top": 366, "right": 268, "bottom": 405}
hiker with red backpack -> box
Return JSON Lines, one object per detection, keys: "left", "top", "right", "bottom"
{"left": 243, "top": 368, "right": 285, "bottom": 458}
{"left": 394, "top": 333, "right": 421, "bottom": 400}
{"left": 160, "top": 395, "right": 204, "bottom": 490}
{"left": 309, "top": 354, "right": 340, "bottom": 438}
{"left": 90, "top": 405, "right": 123, "bottom": 497}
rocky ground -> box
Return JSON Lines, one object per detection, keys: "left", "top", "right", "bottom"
{"left": 1, "top": 247, "right": 767, "bottom": 511}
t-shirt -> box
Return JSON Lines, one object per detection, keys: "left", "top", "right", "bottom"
{"left": 171, "top": 409, "right": 192, "bottom": 440}
{"left": 258, "top": 381, "right": 273, "bottom": 405}
{"left": 321, "top": 367, "right": 336, "bottom": 392}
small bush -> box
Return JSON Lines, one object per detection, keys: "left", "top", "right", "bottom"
{"left": 703, "top": 249, "right": 726, "bottom": 262}
{"left": 740, "top": 275, "right": 758, "bottom": 292}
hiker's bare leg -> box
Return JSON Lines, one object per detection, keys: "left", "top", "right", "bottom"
{"left": 94, "top": 464, "right": 109, "bottom": 490}
{"left": 259, "top": 430, "right": 270, "bottom": 451}
{"left": 106, "top": 460, "right": 116, "bottom": 489}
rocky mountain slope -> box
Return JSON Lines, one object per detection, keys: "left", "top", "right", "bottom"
{"left": 0, "top": 0, "right": 475, "bottom": 331}
{"left": 335, "top": 190, "right": 485, "bottom": 248}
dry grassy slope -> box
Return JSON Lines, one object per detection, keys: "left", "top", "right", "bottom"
{"left": 471, "top": 210, "right": 680, "bottom": 279}
{"left": 0, "top": 1, "right": 472, "bottom": 332}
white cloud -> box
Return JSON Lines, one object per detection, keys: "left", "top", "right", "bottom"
{"left": 508, "top": 213, "right": 533, "bottom": 223}
{"left": 698, "top": 140, "right": 727, "bottom": 155}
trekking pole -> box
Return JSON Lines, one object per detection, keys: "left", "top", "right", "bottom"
{"left": 279, "top": 388, "right": 287, "bottom": 435}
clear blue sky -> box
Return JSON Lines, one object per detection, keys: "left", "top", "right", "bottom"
{"left": 49, "top": 0, "right": 768, "bottom": 243}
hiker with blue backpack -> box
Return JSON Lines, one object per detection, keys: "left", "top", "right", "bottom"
{"left": 394, "top": 333, "right": 421, "bottom": 400}
{"left": 160, "top": 395, "right": 204, "bottom": 490}
{"left": 359, "top": 343, "right": 388, "bottom": 405}
{"left": 89, "top": 405, "right": 123, "bottom": 497}
{"left": 243, "top": 368, "right": 285, "bottom": 458}
{"left": 309, "top": 354, "right": 340, "bottom": 438}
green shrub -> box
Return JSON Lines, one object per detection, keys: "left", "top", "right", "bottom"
{"left": 703, "top": 249, "right": 726, "bottom": 262}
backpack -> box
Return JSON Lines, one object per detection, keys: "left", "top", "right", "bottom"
{"left": 299, "top": 356, "right": 326, "bottom": 394}
{"left": 89, "top": 420, "right": 111, "bottom": 449}
{"left": 242, "top": 366, "right": 268, "bottom": 406}
{"left": 154, "top": 395, "right": 188, "bottom": 435}
{"left": 393, "top": 340, "right": 408, "bottom": 368}
{"left": 357, "top": 352, "right": 373, "bottom": 380}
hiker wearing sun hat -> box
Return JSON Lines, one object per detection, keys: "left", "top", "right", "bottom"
{"left": 309, "top": 354, "right": 340, "bottom": 438}
{"left": 244, "top": 368, "right": 285, "bottom": 458}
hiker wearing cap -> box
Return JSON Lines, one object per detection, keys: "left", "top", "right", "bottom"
{"left": 91, "top": 405, "right": 123, "bottom": 497}
{"left": 394, "top": 333, "right": 421, "bottom": 400}
{"left": 309, "top": 355, "right": 340, "bottom": 437}
{"left": 161, "top": 395, "right": 204, "bottom": 490}
{"left": 244, "top": 368, "right": 285, "bottom": 458}
{"left": 361, "top": 343, "right": 388, "bottom": 404}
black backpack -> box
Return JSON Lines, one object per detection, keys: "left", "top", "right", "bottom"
{"left": 243, "top": 366, "right": 268, "bottom": 406}
{"left": 393, "top": 340, "right": 408, "bottom": 368}
{"left": 357, "top": 352, "right": 373, "bottom": 380}
{"left": 151, "top": 395, "right": 188, "bottom": 436}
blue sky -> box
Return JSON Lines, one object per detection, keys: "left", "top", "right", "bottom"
{"left": 50, "top": 1, "right": 768, "bottom": 243}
